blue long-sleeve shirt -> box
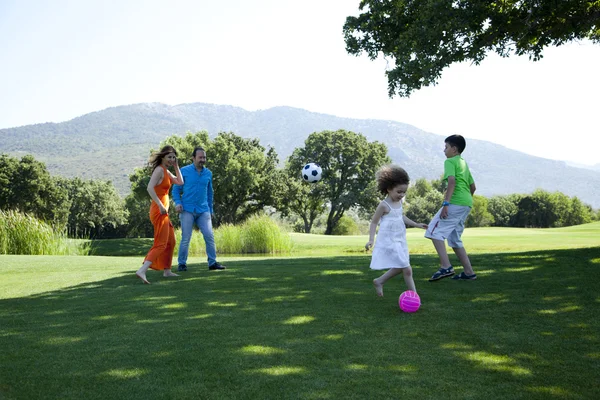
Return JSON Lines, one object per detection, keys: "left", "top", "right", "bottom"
{"left": 172, "top": 165, "right": 214, "bottom": 214}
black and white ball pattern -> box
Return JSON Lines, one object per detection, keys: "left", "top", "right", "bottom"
{"left": 302, "top": 163, "right": 322, "bottom": 183}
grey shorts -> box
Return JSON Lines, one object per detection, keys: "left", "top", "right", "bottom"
{"left": 425, "top": 204, "right": 471, "bottom": 248}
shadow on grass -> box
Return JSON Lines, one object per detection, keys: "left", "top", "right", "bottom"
{"left": 1, "top": 248, "right": 599, "bottom": 399}
{"left": 89, "top": 238, "right": 154, "bottom": 257}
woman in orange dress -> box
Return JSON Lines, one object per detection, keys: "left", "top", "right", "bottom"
{"left": 136, "top": 145, "right": 183, "bottom": 284}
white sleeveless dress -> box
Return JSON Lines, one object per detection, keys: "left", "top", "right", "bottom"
{"left": 369, "top": 200, "right": 410, "bottom": 270}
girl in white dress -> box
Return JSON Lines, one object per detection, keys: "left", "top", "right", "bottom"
{"left": 365, "top": 165, "right": 428, "bottom": 297}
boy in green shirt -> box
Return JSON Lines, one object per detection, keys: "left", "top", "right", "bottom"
{"left": 425, "top": 135, "right": 477, "bottom": 281}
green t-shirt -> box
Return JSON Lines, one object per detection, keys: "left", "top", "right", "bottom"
{"left": 444, "top": 155, "right": 474, "bottom": 207}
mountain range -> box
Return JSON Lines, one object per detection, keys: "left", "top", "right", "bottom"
{"left": 1, "top": 102, "right": 599, "bottom": 208}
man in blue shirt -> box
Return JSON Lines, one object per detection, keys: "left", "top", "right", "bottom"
{"left": 173, "top": 147, "right": 226, "bottom": 271}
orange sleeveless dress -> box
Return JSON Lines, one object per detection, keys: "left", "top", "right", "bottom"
{"left": 144, "top": 165, "right": 175, "bottom": 270}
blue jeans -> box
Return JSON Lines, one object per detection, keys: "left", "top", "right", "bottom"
{"left": 178, "top": 211, "right": 217, "bottom": 266}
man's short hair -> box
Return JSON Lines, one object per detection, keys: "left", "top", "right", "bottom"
{"left": 192, "top": 147, "right": 206, "bottom": 158}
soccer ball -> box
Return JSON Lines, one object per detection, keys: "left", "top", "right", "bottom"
{"left": 398, "top": 290, "right": 421, "bottom": 313}
{"left": 302, "top": 163, "right": 322, "bottom": 183}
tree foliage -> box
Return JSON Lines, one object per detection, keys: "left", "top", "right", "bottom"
{"left": 332, "top": 215, "right": 361, "bottom": 235}
{"left": 279, "top": 176, "right": 327, "bottom": 234}
{"left": 207, "top": 133, "right": 285, "bottom": 226}
{"left": 0, "top": 154, "right": 70, "bottom": 228}
{"left": 486, "top": 191, "right": 595, "bottom": 228}
{"left": 57, "top": 178, "right": 128, "bottom": 238}
{"left": 285, "top": 130, "right": 390, "bottom": 234}
{"left": 0, "top": 153, "right": 128, "bottom": 237}
{"left": 404, "top": 178, "right": 444, "bottom": 223}
{"left": 466, "top": 194, "right": 495, "bottom": 227}
{"left": 404, "top": 179, "right": 596, "bottom": 229}
{"left": 564, "top": 196, "right": 593, "bottom": 226}
{"left": 488, "top": 194, "right": 521, "bottom": 226}
{"left": 344, "top": 0, "right": 600, "bottom": 97}
{"left": 515, "top": 189, "right": 558, "bottom": 227}
{"left": 124, "top": 193, "right": 154, "bottom": 238}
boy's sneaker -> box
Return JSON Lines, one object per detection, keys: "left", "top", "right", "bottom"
{"left": 429, "top": 266, "right": 455, "bottom": 281}
{"left": 452, "top": 272, "right": 477, "bottom": 280}
{"left": 177, "top": 263, "right": 187, "bottom": 272}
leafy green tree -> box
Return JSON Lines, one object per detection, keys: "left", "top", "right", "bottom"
{"left": 407, "top": 178, "right": 434, "bottom": 198}
{"left": 124, "top": 193, "right": 154, "bottom": 238}
{"left": 59, "top": 178, "right": 128, "bottom": 238}
{"left": 344, "top": 0, "right": 600, "bottom": 97}
{"left": 488, "top": 194, "right": 520, "bottom": 227}
{"left": 204, "top": 132, "right": 284, "bottom": 226}
{"left": 466, "top": 195, "right": 494, "bottom": 227}
{"left": 279, "top": 176, "right": 327, "bottom": 233}
{"left": 286, "top": 130, "right": 390, "bottom": 235}
{"left": 126, "top": 168, "right": 153, "bottom": 238}
{"left": 0, "top": 154, "right": 69, "bottom": 228}
{"left": 550, "top": 191, "right": 571, "bottom": 227}
{"left": 565, "top": 197, "right": 593, "bottom": 226}
{"left": 430, "top": 176, "right": 447, "bottom": 194}
{"left": 162, "top": 131, "right": 211, "bottom": 168}
{"left": 256, "top": 148, "right": 290, "bottom": 214}
{"left": 490, "top": 191, "right": 592, "bottom": 228}
{"left": 331, "top": 214, "right": 361, "bottom": 236}
{"left": 404, "top": 178, "right": 444, "bottom": 223}
{"left": 0, "top": 154, "right": 18, "bottom": 210}
{"left": 515, "top": 189, "right": 560, "bottom": 228}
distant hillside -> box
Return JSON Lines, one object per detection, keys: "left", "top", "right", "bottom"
{"left": 567, "top": 161, "right": 600, "bottom": 172}
{"left": 2, "top": 102, "right": 599, "bottom": 208}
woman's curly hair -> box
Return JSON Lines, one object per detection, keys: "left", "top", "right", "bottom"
{"left": 375, "top": 164, "right": 410, "bottom": 195}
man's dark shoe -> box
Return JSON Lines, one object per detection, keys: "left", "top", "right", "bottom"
{"left": 208, "top": 262, "right": 226, "bottom": 270}
{"left": 428, "top": 266, "right": 455, "bottom": 282}
{"left": 177, "top": 263, "right": 187, "bottom": 272}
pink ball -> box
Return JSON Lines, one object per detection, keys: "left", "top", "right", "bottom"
{"left": 399, "top": 290, "right": 421, "bottom": 313}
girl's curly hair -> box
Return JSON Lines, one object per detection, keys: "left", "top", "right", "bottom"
{"left": 375, "top": 164, "right": 410, "bottom": 195}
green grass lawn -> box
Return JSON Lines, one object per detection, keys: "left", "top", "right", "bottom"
{"left": 90, "top": 222, "right": 600, "bottom": 257}
{"left": 1, "top": 222, "right": 600, "bottom": 399}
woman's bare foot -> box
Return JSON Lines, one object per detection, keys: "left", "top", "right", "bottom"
{"left": 163, "top": 270, "right": 179, "bottom": 277}
{"left": 373, "top": 279, "right": 384, "bottom": 297}
{"left": 135, "top": 271, "right": 150, "bottom": 284}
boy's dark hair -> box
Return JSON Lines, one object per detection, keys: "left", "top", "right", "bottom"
{"left": 445, "top": 134, "right": 466, "bottom": 153}
{"left": 192, "top": 147, "right": 206, "bottom": 158}
{"left": 375, "top": 164, "right": 410, "bottom": 195}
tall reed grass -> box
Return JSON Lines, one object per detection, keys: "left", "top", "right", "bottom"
{"left": 0, "top": 210, "right": 90, "bottom": 255}
{"left": 174, "top": 214, "right": 291, "bottom": 255}
{"left": 240, "top": 214, "right": 292, "bottom": 253}
{"left": 215, "top": 223, "right": 243, "bottom": 254}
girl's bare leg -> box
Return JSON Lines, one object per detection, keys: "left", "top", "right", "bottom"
{"left": 402, "top": 266, "right": 417, "bottom": 293}
{"left": 373, "top": 268, "right": 404, "bottom": 297}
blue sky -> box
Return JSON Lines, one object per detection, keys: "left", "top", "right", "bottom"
{"left": 1, "top": 0, "right": 599, "bottom": 166}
